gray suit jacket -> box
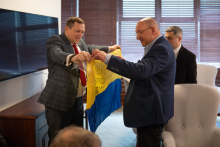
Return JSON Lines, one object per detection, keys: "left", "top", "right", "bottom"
{"left": 38, "top": 33, "right": 109, "bottom": 111}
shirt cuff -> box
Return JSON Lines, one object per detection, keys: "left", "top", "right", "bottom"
{"left": 66, "top": 54, "right": 73, "bottom": 66}
{"left": 104, "top": 54, "right": 112, "bottom": 65}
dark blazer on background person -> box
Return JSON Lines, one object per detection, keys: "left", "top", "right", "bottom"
{"left": 38, "top": 33, "right": 109, "bottom": 111}
{"left": 106, "top": 36, "right": 176, "bottom": 128}
{"left": 175, "top": 45, "right": 197, "bottom": 84}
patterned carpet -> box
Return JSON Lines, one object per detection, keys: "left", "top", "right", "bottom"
{"left": 94, "top": 106, "right": 137, "bottom": 147}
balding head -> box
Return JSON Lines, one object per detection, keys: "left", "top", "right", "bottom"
{"left": 136, "top": 17, "right": 161, "bottom": 46}
{"left": 50, "top": 126, "right": 102, "bottom": 147}
{"left": 140, "top": 18, "right": 159, "bottom": 30}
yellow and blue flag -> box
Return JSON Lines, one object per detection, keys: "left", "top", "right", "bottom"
{"left": 86, "top": 49, "right": 122, "bottom": 132}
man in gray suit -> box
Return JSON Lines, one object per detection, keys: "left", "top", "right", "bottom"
{"left": 38, "top": 17, "right": 120, "bottom": 145}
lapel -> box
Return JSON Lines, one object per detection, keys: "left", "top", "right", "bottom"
{"left": 77, "top": 39, "right": 84, "bottom": 51}
{"left": 176, "top": 45, "right": 185, "bottom": 66}
{"left": 60, "top": 33, "right": 74, "bottom": 54}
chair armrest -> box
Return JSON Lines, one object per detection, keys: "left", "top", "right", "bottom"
{"left": 212, "top": 128, "right": 220, "bottom": 146}
{"left": 161, "top": 131, "right": 176, "bottom": 147}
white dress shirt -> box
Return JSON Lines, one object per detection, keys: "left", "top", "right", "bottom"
{"left": 173, "top": 45, "right": 181, "bottom": 59}
{"left": 66, "top": 44, "right": 86, "bottom": 98}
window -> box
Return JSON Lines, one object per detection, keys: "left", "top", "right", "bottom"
{"left": 117, "top": 0, "right": 220, "bottom": 66}
{"left": 61, "top": 0, "right": 77, "bottom": 33}
{"left": 199, "top": 0, "right": 220, "bottom": 64}
{"left": 161, "top": 0, "right": 194, "bottom": 17}
{"left": 123, "top": 0, "right": 155, "bottom": 18}
{"left": 118, "top": 0, "right": 155, "bottom": 62}
{"left": 62, "top": 0, "right": 117, "bottom": 46}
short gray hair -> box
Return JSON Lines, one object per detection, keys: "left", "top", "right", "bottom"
{"left": 50, "top": 126, "right": 102, "bottom": 147}
{"left": 166, "top": 26, "right": 182, "bottom": 38}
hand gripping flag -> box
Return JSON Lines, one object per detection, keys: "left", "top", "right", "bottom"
{"left": 86, "top": 49, "right": 122, "bottom": 132}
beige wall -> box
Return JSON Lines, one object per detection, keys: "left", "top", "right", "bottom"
{"left": 0, "top": 0, "right": 61, "bottom": 111}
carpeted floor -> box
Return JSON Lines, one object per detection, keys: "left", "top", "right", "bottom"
{"left": 94, "top": 106, "right": 137, "bottom": 147}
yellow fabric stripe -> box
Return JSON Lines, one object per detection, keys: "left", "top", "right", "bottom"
{"left": 86, "top": 49, "right": 122, "bottom": 110}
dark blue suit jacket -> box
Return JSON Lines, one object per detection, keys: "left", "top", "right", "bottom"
{"left": 107, "top": 36, "right": 176, "bottom": 128}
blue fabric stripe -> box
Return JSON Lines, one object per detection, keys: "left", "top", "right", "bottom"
{"left": 86, "top": 79, "right": 122, "bottom": 132}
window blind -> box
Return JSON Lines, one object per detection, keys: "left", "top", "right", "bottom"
{"left": 199, "top": 0, "right": 220, "bottom": 63}
{"left": 61, "top": 0, "right": 117, "bottom": 46}
{"left": 117, "top": 0, "right": 220, "bottom": 66}
{"left": 61, "top": 0, "right": 220, "bottom": 66}
{"left": 79, "top": 0, "right": 117, "bottom": 46}
{"left": 118, "top": 0, "right": 155, "bottom": 62}
{"left": 120, "top": 21, "right": 144, "bottom": 62}
{"left": 61, "top": 0, "right": 76, "bottom": 33}
{"left": 161, "top": 0, "right": 194, "bottom": 17}
{"left": 123, "top": 0, "right": 155, "bottom": 18}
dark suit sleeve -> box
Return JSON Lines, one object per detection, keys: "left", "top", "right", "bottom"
{"left": 79, "top": 39, "right": 109, "bottom": 54}
{"left": 46, "top": 35, "right": 70, "bottom": 65}
{"left": 186, "top": 54, "right": 197, "bottom": 83}
{"left": 107, "top": 45, "right": 170, "bottom": 80}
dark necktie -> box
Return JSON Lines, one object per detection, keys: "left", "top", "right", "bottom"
{"left": 72, "top": 44, "right": 86, "bottom": 86}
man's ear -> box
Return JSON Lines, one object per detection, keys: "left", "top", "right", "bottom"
{"left": 65, "top": 26, "right": 69, "bottom": 32}
{"left": 151, "top": 27, "right": 156, "bottom": 35}
{"left": 178, "top": 36, "right": 182, "bottom": 42}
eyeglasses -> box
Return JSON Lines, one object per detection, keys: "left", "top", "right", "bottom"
{"left": 135, "top": 27, "right": 151, "bottom": 36}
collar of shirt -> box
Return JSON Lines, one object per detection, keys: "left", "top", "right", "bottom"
{"left": 143, "top": 35, "right": 162, "bottom": 57}
{"left": 174, "top": 44, "right": 181, "bottom": 59}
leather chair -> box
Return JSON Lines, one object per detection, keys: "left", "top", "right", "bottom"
{"left": 197, "top": 64, "right": 220, "bottom": 122}
{"left": 162, "top": 84, "right": 220, "bottom": 147}
{"left": 197, "top": 63, "right": 217, "bottom": 87}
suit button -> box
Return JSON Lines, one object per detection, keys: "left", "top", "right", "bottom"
{"left": 198, "top": 124, "right": 202, "bottom": 129}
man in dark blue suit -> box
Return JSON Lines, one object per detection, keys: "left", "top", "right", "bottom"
{"left": 92, "top": 18, "right": 176, "bottom": 147}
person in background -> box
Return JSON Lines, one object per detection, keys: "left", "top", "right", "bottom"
{"left": 92, "top": 17, "right": 176, "bottom": 147}
{"left": 165, "top": 26, "right": 197, "bottom": 84}
{"left": 50, "top": 125, "right": 101, "bottom": 147}
{"left": 37, "top": 17, "right": 120, "bottom": 145}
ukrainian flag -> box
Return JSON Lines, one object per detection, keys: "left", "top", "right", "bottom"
{"left": 86, "top": 49, "right": 122, "bottom": 132}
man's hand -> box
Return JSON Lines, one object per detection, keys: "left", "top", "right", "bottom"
{"left": 117, "top": 56, "right": 125, "bottom": 60}
{"left": 92, "top": 49, "right": 107, "bottom": 62}
{"left": 71, "top": 51, "right": 92, "bottom": 63}
{"left": 109, "top": 45, "right": 121, "bottom": 52}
